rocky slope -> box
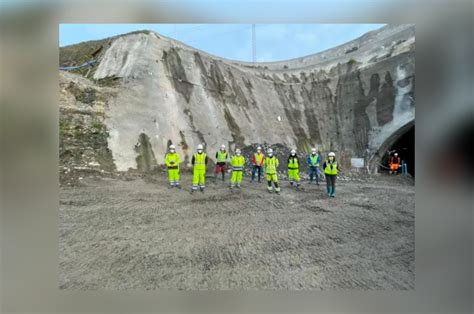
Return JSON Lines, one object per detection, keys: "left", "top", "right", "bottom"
{"left": 59, "top": 24, "right": 414, "bottom": 175}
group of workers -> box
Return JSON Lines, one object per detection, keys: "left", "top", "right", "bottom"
{"left": 164, "top": 144, "right": 340, "bottom": 197}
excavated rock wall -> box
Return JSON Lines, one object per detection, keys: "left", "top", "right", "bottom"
{"left": 59, "top": 24, "right": 414, "bottom": 173}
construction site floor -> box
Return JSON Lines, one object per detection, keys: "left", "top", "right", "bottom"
{"left": 59, "top": 174, "right": 414, "bottom": 290}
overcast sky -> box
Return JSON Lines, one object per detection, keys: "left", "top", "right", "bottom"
{"left": 60, "top": 24, "right": 385, "bottom": 62}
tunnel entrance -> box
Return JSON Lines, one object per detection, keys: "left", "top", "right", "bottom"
{"left": 380, "top": 125, "right": 415, "bottom": 176}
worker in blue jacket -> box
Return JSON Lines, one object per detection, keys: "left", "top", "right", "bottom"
{"left": 307, "top": 148, "right": 321, "bottom": 185}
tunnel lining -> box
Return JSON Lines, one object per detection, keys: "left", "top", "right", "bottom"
{"left": 369, "top": 120, "right": 414, "bottom": 174}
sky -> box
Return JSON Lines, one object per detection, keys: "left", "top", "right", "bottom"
{"left": 60, "top": 24, "right": 385, "bottom": 62}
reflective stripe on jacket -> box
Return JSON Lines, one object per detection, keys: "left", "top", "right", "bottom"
{"left": 193, "top": 153, "right": 207, "bottom": 170}
{"left": 230, "top": 155, "right": 245, "bottom": 171}
{"left": 265, "top": 156, "right": 279, "bottom": 174}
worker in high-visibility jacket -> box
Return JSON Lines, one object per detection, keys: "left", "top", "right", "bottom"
{"left": 251, "top": 146, "right": 265, "bottom": 183}
{"left": 388, "top": 152, "right": 401, "bottom": 174}
{"left": 191, "top": 144, "right": 208, "bottom": 193}
{"left": 214, "top": 144, "right": 229, "bottom": 183}
{"left": 287, "top": 149, "right": 301, "bottom": 189}
{"left": 323, "top": 152, "right": 340, "bottom": 197}
{"left": 164, "top": 144, "right": 181, "bottom": 189}
{"left": 307, "top": 148, "right": 321, "bottom": 185}
{"left": 265, "top": 148, "right": 280, "bottom": 194}
{"left": 230, "top": 149, "right": 245, "bottom": 190}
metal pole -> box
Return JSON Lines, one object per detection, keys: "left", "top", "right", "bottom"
{"left": 252, "top": 24, "right": 256, "bottom": 63}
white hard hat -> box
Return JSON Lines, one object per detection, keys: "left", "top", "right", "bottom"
{"left": 169, "top": 144, "right": 176, "bottom": 150}
{"left": 290, "top": 149, "right": 296, "bottom": 154}
{"left": 236, "top": 149, "right": 241, "bottom": 154}
{"left": 257, "top": 146, "right": 262, "bottom": 150}
{"left": 394, "top": 153, "right": 398, "bottom": 156}
{"left": 220, "top": 144, "right": 226, "bottom": 150}
{"left": 311, "top": 148, "right": 317, "bottom": 153}
{"left": 267, "top": 148, "right": 273, "bottom": 154}
{"left": 328, "top": 152, "right": 336, "bottom": 157}
{"left": 197, "top": 144, "right": 204, "bottom": 150}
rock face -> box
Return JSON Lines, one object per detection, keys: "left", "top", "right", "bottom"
{"left": 59, "top": 72, "right": 118, "bottom": 181}
{"left": 59, "top": 24, "right": 414, "bottom": 173}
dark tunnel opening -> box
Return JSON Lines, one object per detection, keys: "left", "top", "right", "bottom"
{"left": 380, "top": 126, "right": 415, "bottom": 177}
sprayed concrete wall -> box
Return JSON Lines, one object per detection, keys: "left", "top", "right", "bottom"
{"left": 60, "top": 24, "right": 414, "bottom": 172}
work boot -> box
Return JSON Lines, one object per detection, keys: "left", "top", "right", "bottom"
{"left": 274, "top": 183, "right": 280, "bottom": 194}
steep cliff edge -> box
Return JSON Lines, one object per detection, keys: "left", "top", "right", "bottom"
{"left": 59, "top": 24, "right": 414, "bottom": 175}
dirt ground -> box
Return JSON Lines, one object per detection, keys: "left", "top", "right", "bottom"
{"left": 59, "top": 173, "right": 414, "bottom": 290}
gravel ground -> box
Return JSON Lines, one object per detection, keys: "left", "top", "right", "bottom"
{"left": 59, "top": 173, "right": 414, "bottom": 290}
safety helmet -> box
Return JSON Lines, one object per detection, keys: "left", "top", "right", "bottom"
{"left": 169, "top": 144, "right": 176, "bottom": 150}
{"left": 394, "top": 153, "right": 398, "bottom": 156}
{"left": 267, "top": 148, "right": 273, "bottom": 154}
{"left": 220, "top": 144, "right": 226, "bottom": 150}
{"left": 236, "top": 149, "right": 241, "bottom": 155}
{"left": 290, "top": 149, "right": 296, "bottom": 155}
{"left": 257, "top": 146, "right": 262, "bottom": 151}
{"left": 311, "top": 148, "right": 317, "bottom": 153}
{"left": 197, "top": 144, "right": 204, "bottom": 150}
{"left": 328, "top": 152, "right": 336, "bottom": 157}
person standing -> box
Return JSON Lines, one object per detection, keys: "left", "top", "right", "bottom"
{"left": 251, "top": 146, "right": 265, "bottom": 183}
{"left": 191, "top": 144, "right": 208, "bottom": 193}
{"left": 388, "top": 152, "right": 401, "bottom": 174}
{"left": 323, "top": 152, "right": 339, "bottom": 197}
{"left": 265, "top": 148, "right": 281, "bottom": 194}
{"left": 230, "top": 149, "right": 245, "bottom": 190}
{"left": 307, "top": 148, "right": 321, "bottom": 185}
{"left": 164, "top": 144, "right": 181, "bottom": 189}
{"left": 215, "top": 144, "right": 228, "bottom": 183}
{"left": 287, "top": 149, "right": 301, "bottom": 189}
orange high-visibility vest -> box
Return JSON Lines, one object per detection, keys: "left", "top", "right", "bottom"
{"left": 254, "top": 153, "right": 264, "bottom": 166}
